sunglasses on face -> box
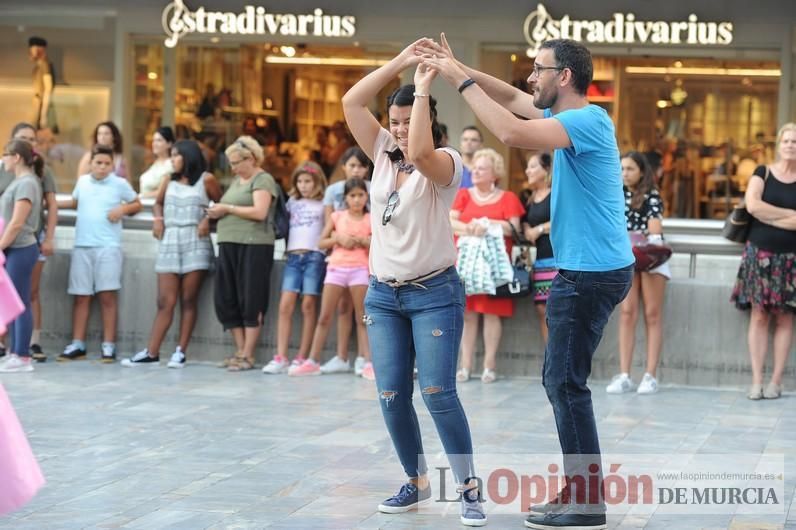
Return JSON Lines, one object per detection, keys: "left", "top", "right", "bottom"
{"left": 382, "top": 191, "right": 400, "bottom": 226}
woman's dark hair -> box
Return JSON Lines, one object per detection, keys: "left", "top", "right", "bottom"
{"left": 92, "top": 121, "right": 123, "bottom": 154}
{"left": 171, "top": 140, "right": 207, "bottom": 186}
{"left": 385, "top": 84, "right": 443, "bottom": 163}
{"left": 338, "top": 146, "right": 373, "bottom": 179}
{"left": 535, "top": 152, "right": 552, "bottom": 173}
{"left": 344, "top": 177, "right": 369, "bottom": 212}
{"left": 5, "top": 139, "right": 43, "bottom": 178}
{"left": 155, "top": 126, "right": 175, "bottom": 145}
{"left": 623, "top": 151, "right": 655, "bottom": 210}
{"left": 10, "top": 122, "right": 36, "bottom": 139}
{"left": 539, "top": 39, "right": 593, "bottom": 96}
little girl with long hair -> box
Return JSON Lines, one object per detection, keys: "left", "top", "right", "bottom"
{"left": 263, "top": 161, "right": 328, "bottom": 374}
{"left": 289, "top": 178, "right": 374, "bottom": 379}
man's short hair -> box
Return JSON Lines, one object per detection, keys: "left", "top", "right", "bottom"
{"left": 461, "top": 126, "right": 483, "bottom": 142}
{"left": 28, "top": 36, "right": 47, "bottom": 47}
{"left": 540, "top": 39, "right": 593, "bottom": 96}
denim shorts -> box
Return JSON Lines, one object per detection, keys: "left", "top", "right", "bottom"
{"left": 281, "top": 251, "right": 326, "bottom": 296}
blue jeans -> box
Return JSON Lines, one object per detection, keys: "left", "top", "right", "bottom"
{"left": 5, "top": 244, "right": 40, "bottom": 357}
{"left": 281, "top": 251, "right": 326, "bottom": 296}
{"left": 543, "top": 265, "right": 633, "bottom": 510}
{"left": 365, "top": 267, "right": 475, "bottom": 483}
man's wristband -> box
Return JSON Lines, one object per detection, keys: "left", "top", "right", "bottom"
{"left": 458, "top": 78, "right": 476, "bottom": 94}
{"left": 413, "top": 92, "right": 430, "bottom": 98}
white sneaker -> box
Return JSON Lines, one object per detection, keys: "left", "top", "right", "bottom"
{"left": 353, "top": 356, "right": 366, "bottom": 376}
{"left": 167, "top": 348, "right": 186, "bottom": 369}
{"left": 637, "top": 373, "right": 659, "bottom": 394}
{"left": 262, "top": 355, "right": 289, "bottom": 374}
{"left": 121, "top": 349, "right": 159, "bottom": 367}
{"left": 0, "top": 354, "right": 34, "bottom": 373}
{"left": 606, "top": 373, "right": 635, "bottom": 394}
{"left": 321, "top": 355, "right": 351, "bottom": 374}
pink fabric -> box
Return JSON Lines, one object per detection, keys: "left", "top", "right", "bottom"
{"left": 0, "top": 218, "right": 25, "bottom": 334}
{"left": 324, "top": 265, "right": 370, "bottom": 287}
{"left": 0, "top": 384, "right": 46, "bottom": 515}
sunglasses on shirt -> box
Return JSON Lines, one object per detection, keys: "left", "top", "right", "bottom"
{"left": 382, "top": 191, "right": 400, "bottom": 226}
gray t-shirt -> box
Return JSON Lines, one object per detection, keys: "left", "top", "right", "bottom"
{"left": 0, "top": 173, "right": 43, "bottom": 248}
{"left": 0, "top": 161, "right": 57, "bottom": 233}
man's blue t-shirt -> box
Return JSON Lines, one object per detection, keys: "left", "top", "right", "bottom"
{"left": 460, "top": 166, "right": 473, "bottom": 189}
{"left": 72, "top": 173, "right": 137, "bottom": 247}
{"left": 545, "top": 105, "right": 634, "bottom": 271}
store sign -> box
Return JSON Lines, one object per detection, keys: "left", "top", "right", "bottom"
{"left": 523, "top": 3, "right": 733, "bottom": 56}
{"left": 162, "top": 1, "right": 356, "bottom": 48}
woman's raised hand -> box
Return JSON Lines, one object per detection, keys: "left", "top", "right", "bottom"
{"left": 414, "top": 61, "right": 437, "bottom": 93}
{"left": 397, "top": 38, "right": 427, "bottom": 70}
{"left": 416, "top": 33, "right": 468, "bottom": 87}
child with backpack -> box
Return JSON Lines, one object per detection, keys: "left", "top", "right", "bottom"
{"left": 263, "top": 162, "right": 328, "bottom": 373}
{"left": 289, "top": 178, "right": 374, "bottom": 379}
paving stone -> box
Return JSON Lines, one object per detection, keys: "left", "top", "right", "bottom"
{"left": 1, "top": 363, "right": 794, "bottom": 529}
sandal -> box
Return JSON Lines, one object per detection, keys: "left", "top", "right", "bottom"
{"left": 481, "top": 368, "right": 497, "bottom": 384}
{"left": 218, "top": 353, "right": 238, "bottom": 368}
{"left": 227, "top": 356, "right": 255, "bottom": 372}
{"left": 456, "top": 368, "right": 471, "bottom": 383}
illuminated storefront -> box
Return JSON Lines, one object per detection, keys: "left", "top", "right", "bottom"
{"left": 0, "top": 0, "right": 793, "bottom": 218}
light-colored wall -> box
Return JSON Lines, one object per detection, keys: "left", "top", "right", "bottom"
{"left": 34, "top": 226, "right": 796, "bottom": 388}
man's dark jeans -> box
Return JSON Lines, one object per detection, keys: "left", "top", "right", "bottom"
{"left": 542, "top": 265, "right": 633, "bottom": 513}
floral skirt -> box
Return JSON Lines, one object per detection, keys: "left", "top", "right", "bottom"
{"left": 731, "top": 242, "right": 796, "bottom": 314}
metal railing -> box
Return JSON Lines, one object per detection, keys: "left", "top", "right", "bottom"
{"left": 55, "top": 194, "right": 740, "bottom": 277}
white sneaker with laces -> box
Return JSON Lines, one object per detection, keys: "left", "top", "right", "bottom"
{"left": 121, "top": 349, "right": 159, "bottom": 367}
{"left": 0, "top": 354, "right": 34, "bottom": 373}
{"left": 637, "top": 373, "right": 658, "bottom": 394}
{"left": 168, "top": 348, "right": 186, "bottom": 369}
{"left": 262, "top": 355, "right": 289, "bottom": 374}
{"left": 606, "top": 373, "right": 635, "bottom": 394}
{"left": 321, "top": 355, "right": 351, "bottom": 374}
{"left": 353, "top": 356, "right": 366, "bottom": 376}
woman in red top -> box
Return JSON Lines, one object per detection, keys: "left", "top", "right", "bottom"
{"left": 450, "top": 148, "right": 524, "bottom": 383}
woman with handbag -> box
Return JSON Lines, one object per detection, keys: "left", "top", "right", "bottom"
{"left": 206, "top": 136, "right": 281, "bottom": 371}
{"left": 522, "top": 152, "right": 555, "bottom": 343}
{"left": 450, "top": 148, "right": 525, "bottom": 383}
{"left": 607, "top": 151, "right": 669, "bottom": 395}
{"left": 731, "top": 123, "right": 796, "bottom": 400}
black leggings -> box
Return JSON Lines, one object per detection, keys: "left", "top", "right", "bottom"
{"left": 214, "top": 243, "right": 274, "bottom": 329}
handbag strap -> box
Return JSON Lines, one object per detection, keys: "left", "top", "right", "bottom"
{"left": 507, "top": 222, "right": 529, "bottom": 245}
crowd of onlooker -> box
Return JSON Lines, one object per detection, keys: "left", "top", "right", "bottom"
{"left": 0, "top": 116, "right": 794, "bottom": 402}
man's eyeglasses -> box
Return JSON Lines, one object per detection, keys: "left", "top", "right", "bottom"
{"left": 382, "top": 191, "right": 400, "bottom": 226}
{"left": 530, "top": 64, "right": 564, "bottom": 78}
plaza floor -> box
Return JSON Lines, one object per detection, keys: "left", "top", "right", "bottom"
{"left": 0, "top": 360, "right": 794, "bottom": 530}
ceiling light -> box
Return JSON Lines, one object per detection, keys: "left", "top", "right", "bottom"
{"left": 656, "top": 100, "right": 670, "bottom": 109}
{"left": 147, "top": 72, "right": 158, "bottom": 80}
{"left": 280, "top": 46, "right": 296, "bottom": 57}
{"left": 625, "top": 66, "right": 781, "bottom": 77}
{"left": 265, "top": 56, "right": 391, "bottom": 67}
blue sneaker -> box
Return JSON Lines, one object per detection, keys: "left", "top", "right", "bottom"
{"left": 525, "top": 506, "right": 606, "bottom": 529}
{"left": 378, "top": 482, "right": 432, "bottom": 513}
{"left": 459, "top": 484, "right": 487, "bottom": 526}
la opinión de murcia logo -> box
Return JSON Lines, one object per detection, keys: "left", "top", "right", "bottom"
{"left": 523, "top": 3, "right": 733, "bottom": 56}
{"left": 162, "top": 0, "right": 357, "bottom": 48}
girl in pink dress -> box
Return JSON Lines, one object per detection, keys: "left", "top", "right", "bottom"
{"left": 0, "top": 216, "right": 46, "bottom": 515}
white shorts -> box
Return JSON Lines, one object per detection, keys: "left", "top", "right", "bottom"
{"left": 68, "top": 247, "right": 123, "bottom": 295}
{"left": 647, "top": 261, "right": 671, "bottom": 280}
